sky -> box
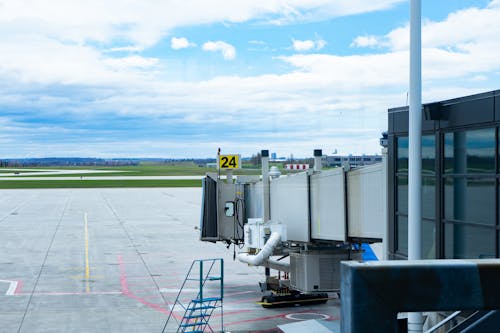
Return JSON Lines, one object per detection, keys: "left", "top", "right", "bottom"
{"left": 0, "top": 0, "right": 499, "bottom": 159}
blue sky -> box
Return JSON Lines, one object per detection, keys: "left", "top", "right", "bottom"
{"left": 0, "top": 0, "right": 499, "bottom": 158}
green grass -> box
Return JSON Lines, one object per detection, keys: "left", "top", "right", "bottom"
{"left": 0, "top": 161, "right": 291, "bottom": 189}
{"left": 0, "top": 169, "right": 52, "bottom": 174}
{"left": 4, "top": 163, "right": 264, "bottom": 177}
{"left": 0, "top": 179, "right": 202, "bottom": 189}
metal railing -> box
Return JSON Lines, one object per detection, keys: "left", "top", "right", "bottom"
{"left": 340, "top": 259, "right": 500, "bottom": 333}
{"left": 162, "top": 258, "right": 224, "bottom": 333}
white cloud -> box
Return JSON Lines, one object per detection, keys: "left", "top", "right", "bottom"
{"left": 315, "top": 39, "right": 327, "bottom": 50}
{"left": 292, "top": 39, "right": 327, "bottom": 52}
{"left": 202, "top": 41, "right": 236, "bottom": 60}
{"left": 293, "top": 39, "right": 315, "bottom": 51}
{"left": 0, "top": 0, "right": 404, "bottom": 48}
{"left": 361, "top": 2, "right": 500, "bottom": 52}
{"left": 104, "top": 56, "right": 159, "bottom": 69}
{"left": 1, "top": 1, "right": 499, "bottom": 158}
{"left": 171, "top": 37, "right": 196, "bottom": 50}
{"left": 351, "top": 35, "right": 379, "bottom": 48}
{"left": 0, "top": 35, "right": 159, "bottom": 85}
{"left": 106, "top": 46, "right": 145, "bottom": 53}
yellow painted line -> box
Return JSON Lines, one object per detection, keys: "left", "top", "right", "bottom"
{"left": 84, "top": 212, "right": 90, "bottom": 293}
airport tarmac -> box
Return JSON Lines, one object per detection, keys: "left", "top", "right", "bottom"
{"left": 0, "top": 188, "right": 340, "bottom": 333}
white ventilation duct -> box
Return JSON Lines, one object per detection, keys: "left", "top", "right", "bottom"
{"left": 237, "top": 232, "right": 281, "bottom": 266}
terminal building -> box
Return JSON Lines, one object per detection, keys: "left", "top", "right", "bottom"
{"left": 325, "top": 154, "right": 382, "bottom": 168}
{"left": 387, "top": 89, "right": 500, "bottom": 260}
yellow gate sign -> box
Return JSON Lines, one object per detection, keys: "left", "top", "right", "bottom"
{"left": 218, "top": 154, "right": 241, "bottom": 170}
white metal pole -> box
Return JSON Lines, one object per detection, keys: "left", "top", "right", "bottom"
{"left": 261, "top": 150, "right": 270, "bottom": 223}
{"left": 408, "top": 0, "right": 423, "bottom": 332}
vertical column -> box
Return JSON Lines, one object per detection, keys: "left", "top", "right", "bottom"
{"left": 199, "top": 260, "right": 204, "bottom": 301}
{"left": 382, "top": 147, "right": 389, "bottom": 260}
{"left": 314, "top": 149, "right": 322, "bottom": 172}
{"left": 453, "top": 132, "right": 467, "bottom": 258}
{"left": 408, "top": 0, "right": 423, "bottom": 331}
{"left": 262, "top": 150, "right": 270, "bottom": 223}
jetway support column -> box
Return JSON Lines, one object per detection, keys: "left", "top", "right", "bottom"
{"left": 314, "top": 149, "right": 322, "bottom": 172}
{"left": 262, "top": 150, "right": 270, "bottom": 223}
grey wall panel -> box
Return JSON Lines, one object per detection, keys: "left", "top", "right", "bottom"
{"left": 347, "top": 164, "right": 385, "bottom": 239}
{"left": 245, "top": 182, "right": 263, "bottom": 219}
{"left": 441, "top": 95, "right": 494, "bottom": 128}
{"left": 270, "top": 172, "right": 310, "bottom": 242}
{"left": 310, "top": 168, "right": 346, "bottom": 241}
{"left": 217, "top": 182, "right": 245, "bottom": 241}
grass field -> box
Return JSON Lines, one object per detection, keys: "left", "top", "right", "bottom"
{"left": 0, "top": 170, "right": 51, "bottom": 174}
{"left": 5, "top": 163, "right": 267, "bottom": 177}
{"left": 0, "top": 179, "right": 201, "bottom": 189}
{"left": 0, "top": 162, "right": 294, "bottom": 188}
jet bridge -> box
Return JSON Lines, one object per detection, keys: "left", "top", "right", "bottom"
{"left": 200, "top": 149, "right": 388, "bottom": 306}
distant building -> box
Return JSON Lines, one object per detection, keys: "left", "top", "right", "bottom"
{"left": 325, "top": 155, "right": 382, "bottom": 168}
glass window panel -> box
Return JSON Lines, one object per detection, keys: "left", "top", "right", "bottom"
{"left": 423, "top": 220, "right": 436, "bottom": 259}
{"left": 397, "top": 215, "right": 408, "bottom": 256}
{"left": 444, "top": 223, "right": 496, "bottom": 259}
{"left": 398, "top": 176, "right": 435, "bottom": 219}
{"left": 422, "top": 135, "right": 435, "bottom": 175}
{"left": 422, "top": 176, "right": 436, "bottom": 220}
{"left": 444, "top": 128, "right": 495, "bottom": 174}
{"left": 444, "top": 177, "right": 495, "bottom": 225}
{"left": 397, "top": 136, "right": 408, "bottom": 172}
{"left": 397, "top": 176, "right": 408, "bottom": 214}
{"left": 444, "top": 133, "right": 454, "bottom": 173}
{"left": 397, "top": 217, "right": 435, "bottom": 258}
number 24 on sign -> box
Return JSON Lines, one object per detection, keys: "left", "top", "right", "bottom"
{"left": 219, "top": 154, "right": 240, "bottom": 169}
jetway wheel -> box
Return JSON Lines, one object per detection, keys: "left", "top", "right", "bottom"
{"left": 258, "top": 292, "right": 329, "bottom": 308}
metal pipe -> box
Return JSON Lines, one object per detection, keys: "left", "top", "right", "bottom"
{"left": 265, "top": 258, "right": 290, "bottom": 273}
{"left": 262, "top": 150, "right": 270, "bottom": 222}
{"left": 424, "top": 311, "right": 461, "bottom": 333}
{"left": 236, "top": 232, "right": 281, "bottom": 266}
{"left": 408, "top": 0, "right": 423, "bottom": 331}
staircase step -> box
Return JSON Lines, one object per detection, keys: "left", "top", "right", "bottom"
{"left": 180, "top": 321, "right": 207, "bottom": 328}
{"left": 183, "top": 314, "right": 208, "bottom": 319}
{"left": 192, "top": 297, "right": 222, "bottom": 303}
{"left": 188, "top": 305, "right": 217, "bottom": 311}
{"left": 207, "top": 276, "right": 222, "bottom": 281}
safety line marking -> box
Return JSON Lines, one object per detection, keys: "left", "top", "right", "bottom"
{"left": 0, "top": 279, "right": 19, "bottom": 295}
{"left": 84, "top": 212, "right": 90, "bottom": 293}
{"left": 118, "top": 255, "right": 181, "bottom": 320}
{"left": 17, "top": 291, "right": 122, "bottom": 296}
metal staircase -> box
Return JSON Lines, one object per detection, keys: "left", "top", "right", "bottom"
{"left": 162, "top": 258, "right": 224, "bottom": 333}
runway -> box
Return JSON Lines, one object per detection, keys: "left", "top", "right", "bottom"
{"left": 0, "top": 188, "right": 340, "bottom": 332}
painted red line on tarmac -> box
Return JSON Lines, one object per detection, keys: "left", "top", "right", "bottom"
{"left": 211, "top": 309, "right": 253, "bottom": 318}
{"left": 118, "top": 255, "right": 180, "bottom": 320}
{"left": 17, "top": 291, "right": 122, "bottom": 296}
{"left": 14, "top": 280, "right": 23, "bottom": 294}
